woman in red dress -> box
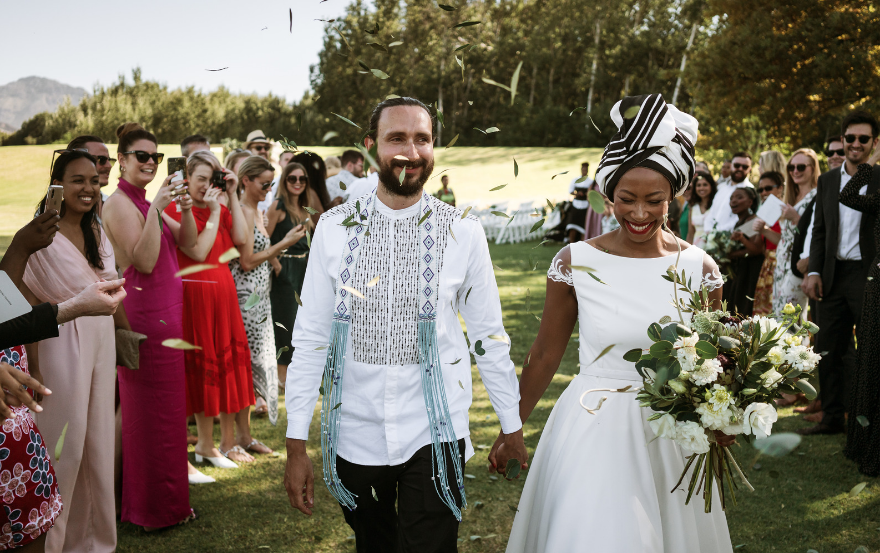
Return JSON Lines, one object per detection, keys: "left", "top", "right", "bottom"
{"left": 165, "top": 151, "right": 255, "bottom": 467}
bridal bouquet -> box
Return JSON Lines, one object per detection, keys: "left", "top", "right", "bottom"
{"left": 701, "top": 229, "right": 741, "bottom": 266}
{"left": 624, "top": 266, "right": 821, "bottom": 513}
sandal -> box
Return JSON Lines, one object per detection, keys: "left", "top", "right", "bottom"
{"left": 220, "top": 445, "right": 254, "bottom": 463}
{"left": 244, "top": 439, "right": 274, "bottom": 455}
{"left": 178, "top": 509, "right": 199, "bottom": 526}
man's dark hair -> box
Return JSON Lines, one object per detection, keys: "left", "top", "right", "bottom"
{"left": 826, "top": 135, "right": 843, "bottom": 146}
{"left": 181, "top": 134, "right": 210, "bottom": 156}
{"left": 731, "top": 151, "right": 752, "bottom": 162}
{"left": 367, "top": 97, "right": 433, "bottom": 139}
{"left": 67, "top": 135, "right": 104, "bottom": 150}
{"left": 581, "top": 162, "right": 589, "bottom": 168}
{"left": 841, "top": 111, "right": 879, "bottom": 138}
{"left": 341, "top": 149, "right": 364, "bottom": 167}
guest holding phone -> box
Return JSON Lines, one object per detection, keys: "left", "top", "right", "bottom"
{"left": 21, "top": 150, "right": 125, "bottom": 551}
{"left": 267, "top": 162, "right": 311, "bottom": 390}
{"left": 750, "top": 171, "right": 785, "bottom": 315}
{"left": 165, "top": 151, "right": 256, "bottom": 466}
{"left": 229, "top": 156, "right": 301, "bottom": 435}
{"left": 727, "top": 185, "right": 765, "bottom": 315}
{"left": 102, "top": 123, "right": 202, "bottom": 533}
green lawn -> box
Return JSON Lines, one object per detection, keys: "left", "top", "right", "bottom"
{"left": 112, "top": 240, "right": 879, "bottom": 553}
{"left": 0, "top": 144, "right": 602, "bottom": 246}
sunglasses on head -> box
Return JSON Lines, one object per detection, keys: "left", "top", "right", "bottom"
{"left": 758, "top": 185, "right": 778, "bottom": 193}
{"left": 286, "top": 175, "right": 309, "bottom": 185}
{"left": 844, "top": 134, "right": 873, "bottom": 144}
{"left": 825, "top": 148, "right": 845, "bottom": 157}
{"left": 733, "top": 163, "right": 750, "bottom": 170}
{"left": 50, "top": 149, "right": 98, "bottom": 177}
{"left": 787, "top": 163, "right": 809, "bottom": 173}
{"left": 121, "top": 150, "right": 165, "bottom": 164}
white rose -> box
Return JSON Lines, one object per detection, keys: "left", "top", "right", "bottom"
{"left": 674, "top": 421, "right": 711, "bottom": 455}
{"left": 760, "top": 369, "right": 784, "bottom": 389}
{"left": 696, "top": 402, "right": 731, "bottom": 430}
{"left": 690, "top": 357, "right": 722, "bottom": 386}
{"left": 742, "top": 403, "right": 778, "bottom": 439}
{"left": 753, "top": 315, "right": 781, "bottom": 335}
{"left": 649, "top": 413, "right": 677, "bottom": 440}
{"left": 721, "top": 405, "right": 745, "bottom": 435}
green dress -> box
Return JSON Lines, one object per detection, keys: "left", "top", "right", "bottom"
{"left": 270, "top": 197, "right": 310, "bottom": 365}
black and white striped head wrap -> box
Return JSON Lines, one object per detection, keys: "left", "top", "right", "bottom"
{"left": 595, "top": 94, "right": 698, "bottom": 199}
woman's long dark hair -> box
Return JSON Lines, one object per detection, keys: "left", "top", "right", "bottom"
{"left": 688, "top": 170, "right": 717, "bottom": 211}
{"left": 292, "top": 151, "right": 331, "bottom": 209}
{"left": 36, "top": 151, "right": 105, "bottom": 270}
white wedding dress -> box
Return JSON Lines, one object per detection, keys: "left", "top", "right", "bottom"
{"left": 506, "top": 242, "right": 733, "bottom": 553}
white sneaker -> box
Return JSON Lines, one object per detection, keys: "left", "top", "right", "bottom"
{"left": 194, "top": 453, "right": 238, "bottom": 469}
{"left": 188, "top": 469, "right": 216, "bottom": 485}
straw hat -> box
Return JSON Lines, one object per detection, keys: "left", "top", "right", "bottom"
{"left": 244, "top": 130, "right": 272, "bottom": 150}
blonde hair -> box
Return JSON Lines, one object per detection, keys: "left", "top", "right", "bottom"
{"left": 187, "top": 150, "right": 221, "bottom": 177}
{"left": 225, "top": 150, "right": 252, "bottom": 171}
{"left": 758, "top": 150, "right": 787, "bottom": 176}
{"left": 784, "top": 148, "right": 819, "bottom": 206}
{"left": 277, "top": 162, "right": 313, "bottom": 228}
{"left": 237, "top": 156, "right": 274, "bottom": 186}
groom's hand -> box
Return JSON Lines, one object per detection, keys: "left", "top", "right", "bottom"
{"left": 489, "top": 429, "right": 529, "bottom": 479}
{"left": 284, "top": 439, "right": 315, "bottom": 516}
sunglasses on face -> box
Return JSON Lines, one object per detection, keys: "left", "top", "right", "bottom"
{"left": 732, "top": 163, "right": 750, "bottom": 170}
{"left": 787, "top": 163, "right": 809, "bottom": 173}
{"left": 260, "top": 181, "right": 273, "bottom": 191}
{"left": 121, "top": 151, "right": 165, "bottom": 164}
{"left": 825, "top": 148, "right": 845, "bottom": 157}
{"left": 94, "top": 155, "right": 116, "bottom": 166}
{"left": 758, "top": 185, "right": 779, "bottom": 193}
{"left": 252, "top": 144, "right": 271, "bottom": 152}
{"left": 844, "top": 134, "right": 873, "bottom": 144}
{"left": 286, "top": 175, "right": 309, "bottom": 185}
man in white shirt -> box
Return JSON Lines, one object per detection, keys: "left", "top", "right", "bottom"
{"left": 800, "top": 111, "right": 879, "bottom": 435}
{"left": 703, "top": 151, "right": 753, "bottom": 232}
{"left": 344, "top": 168, "right": 380, "bottom": 203}
{"left": 325, "top": 149, "right": 365, "bottom": 205}
{"left": 283, "top": 97, "right": 527, "bottom": 550}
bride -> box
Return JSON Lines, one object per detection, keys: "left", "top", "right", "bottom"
{"left": 492, "top": 94, "right": 734, "bottom": 552}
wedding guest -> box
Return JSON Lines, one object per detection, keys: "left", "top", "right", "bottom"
{"left": 225, "top": 149, "right": 252, "bottom": 175}
{"left": 244, "top": 130, "right": 273, "bottom": 160}
{"left": 102, "top": 123, "right": 205, "bottom": 525}
{"left": 758, "top": 150, "right": 787, "bottom": 176}
{"left": 258, "top": 149, "right": 296, "bottom": 213}
{"left": 802, "top": 111, "right": 879, "bottom": 435}
{"left": 751, "top": 171, "right": 785, "bottom": 315}
{"left": 325, "top": 155, "right": 342, "bottom": 178}
{"left": 67, "top": 136, "right": 115, "bottom": 219}
{"left": 718, "top": 159, "right": 732, "bottom": 186}
{"left": 825, "top": 136, "right": 845, "bottom": 171}
{"left": 704, "top": 152, "right": 752, "bottom": 232}
{"left": 22, "top": 150, "right": 123, "bottom": 552}
{"left": 842, "top": 152, "right": 880, "bottom": 476}
{"left": 686, "top": 170, "right": 716, "bottom": 246}
{"left": 267, "top": 162, "right": 311, "bottom": 390}
{"left": 727, "top": 185, "right": 764, "bottom": 314}
{"left": 325, "top": 149, "right": 365, "bottom": 205}
{"left": 435, "top": 175, "right": 456, "bottom": 206}
{"left": 564, "top": 162, "right": 595, "bottom": 242}
{"left": 164, "top": 151, "right": 256, "bottom": 465}
{"left": 293, "top": 151, "right": 332, "bottom": 210}
{"left": 230, "top": 156, "right": 301, "bottom": 433}
{"left": 181, "top": 134, "right": 211, "bottom": 157}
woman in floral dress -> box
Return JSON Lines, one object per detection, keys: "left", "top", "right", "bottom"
{"left": 772, "top": 149, "right": 819, "bottom": 318}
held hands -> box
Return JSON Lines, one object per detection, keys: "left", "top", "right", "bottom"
{"left": 13, "top": 210, "right": 60, "bottom": 255}
{"left": 203, "top": 187, "right": 223, "bottom": 214}
{"left": 487, "top": 429, "right": 529, "bottom": 479}
{"left": 284, "top": 439, "right": 315, "bottom": 516}
{"left": 282, "top": 224, "right": 306, "bottom": 248}
{"left": 0, "top": 363, "right": 51, "bottom": 419}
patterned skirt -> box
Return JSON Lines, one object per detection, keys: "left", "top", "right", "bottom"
{"left": 0, "top": 347, "right": 62, "bottom": 550}
{"left": 752, "top": 250, "right": 776, "bottom": 316}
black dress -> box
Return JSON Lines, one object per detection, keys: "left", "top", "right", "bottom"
{"left": 269, "top": 197, "right": 310, "bottom": 366}
{"left": 842, "top": 163, "right": 880, "bottom": 476}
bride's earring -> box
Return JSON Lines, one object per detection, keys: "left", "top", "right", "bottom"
{"left": 121, "top": 166, "right": 125, "bottom": 173}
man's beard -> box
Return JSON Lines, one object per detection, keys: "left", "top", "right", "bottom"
{"left": 378, "top": 156, "right": 434, "bottom": 197}
{"left": 731, "top": 170, "right": 747, "bottom": 183}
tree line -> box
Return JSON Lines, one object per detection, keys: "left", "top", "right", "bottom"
{"left": 3, "top": 0, "right": 876, "bottom": 157}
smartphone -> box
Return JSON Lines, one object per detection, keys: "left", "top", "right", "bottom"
{"left": 41, "top": 185, "right": 63, "bottom": 216}
{"left": 167, "top": 157, "right": 186, "bottom": 179}
{"left": 211, "top": 170, "right": 227, "bottom": 191}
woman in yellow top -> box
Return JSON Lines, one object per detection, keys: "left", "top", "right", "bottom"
{"left": 435, "top": 175, "right": 456, "bottom": 206}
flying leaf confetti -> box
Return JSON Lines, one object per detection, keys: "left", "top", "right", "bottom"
{"left": 490, "top": 184, "right": 507, "bottom": 192}
{"left": 277, "top": 346, "right": 290, "bottom": 359}
{"left": 482, "top": 77, "right": 512, "bottom": 92}
{"left": 367, "top": 42, "right": 388, "bottom": 53}
{"left": 388, "top": 41, "right": 404, "bottom": 47}
{"left": 856, "top": 415, "right": 870, "bottom": 427}
{"left": 444, "top": 134, "right": 460, "bottom": 151}
{"left": 162, "top": 338, "right": 202, "bottom": 350}
{"left": 485, "top": 127, "right": 500, "bottom": 133}
{"left": 55, "top": 422, "right": 69, "bottom": 461}
{"left": 315, "top": 345, "right": 328, "bottom": 351}
{"left": 335, "top": 26, "right": 352, "bottom": 51}
{"left": 366, "top": 275, "right": 381, "bottom": 287}
{"left": 465, "top": 286, "right": 473, "bottom": 304}
{"left": 474, "top": 340, "right": 486, "bottom": 355}
{"left": 418, "top": 209, "right": 433, "bottom": 227}
{"left": 275, "top": 322, "right": 288, "bottom": 331}
{"left": 243, "top": 292, "right": 260, "bottom": 311}
{"left": 174, "top": 264, "right": 217, "bottom": 278}
{"left": 205, "top": 67, "right": 229, "bottom": 72}
{"left": 371, "top": 486, "right": 378, "bottom": 500}
{"left": 461, "top": 206, "right": 472, "bottom": 219}
{"left": 509, "top": 61, "right": 523, "bottom": 106}
{"left": 159, "top": 320, "right": 166, "bottom": 325}
{"left": 289, "top": 8, "right": 292, "bottom": 32}
{"left": 304, "top": 206, "right": 318, "bottom": 215}
{"left": 569, "top": 106, "right": 587, "bottom": 116}
{"left": 454, "top": 43, "right": 470, "bottom": 52}
{"left": 219, "top": 247, "right": 240, "bottom": 263}
{"left": 341, "top": 285, "right": 365, "bottom": 299}
{"left": 587, "top": 344, "right": 616, "bottom": 367}
{"left": 458, "top": 380, "right": 464, "bottom": 389}
{"left": 450, "top": 358, "right": 461, "bottom": 365}
{"left": 529, "top": 219, "right": 545, "bottom": 233}
{"left": 551, "top": 171, "right": 569, "bottom": 180}
{"left": 848, "top": 482, "right": 867, "bottom": 498}
{"left": 452, "top": 20, "right": 481, "bottom": 29}
{"left": 439, "top": 3, "right": 456, "bottom": 10}
{"left": 513, "top": 158, "right": 519, "bottom": 178}
{"left": 588, "top": 190, "right": 606, "bottom": 214}
{"left": 505, "top": 458, "right": 521, "bottom": 479}
{"left": 488, "top": 334, "right": 509, "bottom": 344}
{"left": 157, "top": 209, "right": 163, "bottom": 233}
{"left": 371, "top": 69, "right": 390, "bottom": 79}
{"left": 295, "top": 291, "right": 303, "bottom": 306}
{"left": 491, "top": 211, "right": 510, "bottom": 218}
{"left": 322, "top": 131, "right": 339, "bottom": 143}
{"left": 331, "top": 112, "right": 361, "bottom": 128}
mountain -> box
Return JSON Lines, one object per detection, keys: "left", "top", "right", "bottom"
{"left": 0, "top": 77, "right": 88, "bottom": 131}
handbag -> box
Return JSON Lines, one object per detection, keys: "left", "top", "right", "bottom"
{"left": 115, "top": 328, "right": 147, "bottom": 370}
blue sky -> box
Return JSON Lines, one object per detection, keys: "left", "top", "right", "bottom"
{"left": 2, "top": 0, "right": 344, "bottom": 101}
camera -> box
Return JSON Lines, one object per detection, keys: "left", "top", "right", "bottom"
{"left": 211, "top": 170, "right": 227, "bottom": 191}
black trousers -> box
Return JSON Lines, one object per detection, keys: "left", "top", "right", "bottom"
{"left": 336, "top": 440, "right": 465, "bottom": 553}
{"left": 816, "top": 260, "right": 866, "bottom": 426}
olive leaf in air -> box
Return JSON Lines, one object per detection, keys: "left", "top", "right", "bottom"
{"left": 331, "top": 112, "right": 361, "bottom": 129}
{"left": 55, "top": 422, "right": 69, "bottom": 461}
{"left": 587, "top": 190, "right": 606, "bottom": 214}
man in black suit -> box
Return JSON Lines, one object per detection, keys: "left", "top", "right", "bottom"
{"left": 800, "top": 111, "right": 880, "bottom": 435}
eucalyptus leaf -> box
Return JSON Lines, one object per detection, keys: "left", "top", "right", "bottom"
{"left": 157, "top": 209, "right": 163, "bottom": 233}
{"left": 488, "top": 334, "right": 509, "bottom": 344}
{"left": 371, "top": 486, "right": 378, "bottom": 500}
{"left": 474, "top": 340, "right": 485, "bottom": 356}
{"left": 588, "top": 344, "right": 616, "bottom": 366}
{"left": 623, "top": 348, "right": 643, "bottom": 363}
{"left": 491, "top": 211, "right": 510, "bottom": 218}
{"left": 649, "top": 340, "right": 674, "bottom": 357}
{"left": 275, "top": 321, "right": 288, "bottom": 331}
{"left": 718, "top": 335, "right": 741, "bottom": 350}
{"left": 332, "top": 402, "right": 342, "bottom": 411}
{"left": 587, "top": 190, "right": 605, "bottom": 214}
{"left": 174, "top": 264, "right": 218, "bottom": 278}
{"left": 695, "top": 341, "right": 718, "bottom": 359}
{"left": 450, "top": 358, "right": 461, "bottom": 365}
{"left": 551, "top": 171, "right": 568, "bottom": 180}
{"left": 795, "top": 379, "right": 818, "bottom": 400}
{"left": 304, "top": 206, "right": 318, "bottom": 215}
{"left": 513, "top": 158, "right": 519, "bottom": 177}
{"left": 658, "top": 315, "right": 672, "bottom": 324}
{"left": 489, "top": 184, "right": 507, "bottom": 192}
{"left": 454, "top": 43, "right": 470, "bottom": 52}
{"left": 647, "top": 323, "right": 662, "bottom": 342}
{"left": 367, "top": 42, "right": 388, "bottom": 53}
{"left": 388, "top": 41, "right": 404, "bottom": 47}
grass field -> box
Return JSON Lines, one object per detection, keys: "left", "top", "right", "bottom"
{"left": 110, "top": 240, "right": 878, "bottom": 553}
{"left": 0, "top": 144, "right": 602, "bottom": 246}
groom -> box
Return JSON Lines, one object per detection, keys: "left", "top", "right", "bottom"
{"left": 283, "top": 96, "right": 528, "bottom": 552}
